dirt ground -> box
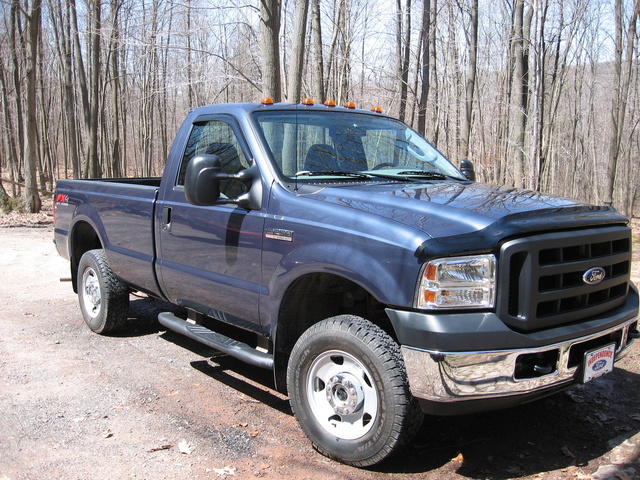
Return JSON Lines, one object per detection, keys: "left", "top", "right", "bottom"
{"left": 1, "top": 212, "right": 639, "bottom": 480}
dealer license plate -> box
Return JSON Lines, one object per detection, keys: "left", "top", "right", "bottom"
{"left": 582, "top": 343, "right": 616, "bottom": 383}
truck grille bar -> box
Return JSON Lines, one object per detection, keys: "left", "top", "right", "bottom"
{"left": 496, "top": 226, "right": 631, "bottom": 331}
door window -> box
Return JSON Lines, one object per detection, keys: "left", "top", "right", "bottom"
{"left": 177, "top": 120, "right": 250, "bottom": 198}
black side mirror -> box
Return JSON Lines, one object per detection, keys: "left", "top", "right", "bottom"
{"left": 460, "top": 159, "right": 476, "bottom": 181}
{"left": 184, "top": 154, "right": 222, "bottom": 206}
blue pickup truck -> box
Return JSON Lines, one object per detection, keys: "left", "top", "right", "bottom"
{"left": 54, "top": 100, "right": 638, "bottom": 466}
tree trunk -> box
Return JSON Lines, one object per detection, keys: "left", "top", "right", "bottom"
{"left": 22, "top": 0, "right": 43, "bottom": 213}
{"left": 109, "top": 0, "right": 123, "bottom": 178}
{"left": 604, "top": 0, "right": 640, "bottom": 208}
{"left": 287, "top": 0, "right": 310, "bottom": 102}
{"left": 511, "top": 0, "right": 529, "bottom": 188}
{"left": 0, "top": 63, "right": 20, "bottom": 198}
{"left": 396, "top": 0, "right": 411, "bottom": 122}
{"left": 86, "top": 0, "right": 102, "bottom": 178}
{"left": 429, "top": 0, "right": 439, "bottom": 144}
{"left": 460, "top": 0, "right": 478, "bottom": 160}
{"left": 70, "top": 0, "right": 91, "bottom": 177}
{"left": 416, "top": 0, "right": 431, "bottom": 136}
{"left": 10, "top": 1, "right": 25, "bottom": 172}
{"left": 260, "top": 0, "right": 282, "bottom": 102}
{"left": 310, "top": 0, "right": 325, "bottom": 102}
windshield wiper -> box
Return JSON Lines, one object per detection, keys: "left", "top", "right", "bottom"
{"left": 295, "top": 169, "right": 464, "bottom": 183}
{"left": 396, "top": 170, "right": 465, "bottom": 181}
{"left": 295, "top": 170, "right": 373, "bottom": 180}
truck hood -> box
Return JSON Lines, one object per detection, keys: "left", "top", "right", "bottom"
{"left": 297, "top": 181, "right": 627, "bottom": 255}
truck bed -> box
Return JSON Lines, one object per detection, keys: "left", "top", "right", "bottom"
{"left": 54, "top": 177, "right": 162, "bottom": 296}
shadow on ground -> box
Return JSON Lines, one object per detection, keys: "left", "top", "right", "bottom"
{"left": 122, "top": 296, "right": 640, "bottom": 478}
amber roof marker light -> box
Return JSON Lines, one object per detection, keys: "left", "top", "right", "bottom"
{"left": 343, "top": 101, "right": 356, "bottom": 109}
{"left": 302, "top": 98, "right": 315, "bottom": 106}
{"left": 261, "top": 97, "right": 274, "bottom": 105}
{"left": 323, "top": 99, "right": 337, "bottom": 107}
{"left": 371, "top": 106, "right": 383, "bottom": 114}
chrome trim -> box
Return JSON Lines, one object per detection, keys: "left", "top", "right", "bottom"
{"left": 402, "top": 317, "right": 637, "bottom": 403}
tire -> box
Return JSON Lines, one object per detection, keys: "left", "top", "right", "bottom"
{"left": 286, "top": 315, "right": 423, "bottom": 467}
{"left": 77, "top": 249, "right": 129, "bottom": 334}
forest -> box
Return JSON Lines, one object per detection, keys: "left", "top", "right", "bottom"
{"left": 0, "top": 0, "right": 639, "bottom": 216}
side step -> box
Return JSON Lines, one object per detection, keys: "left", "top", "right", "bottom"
{"left": 158, "top": 312, "right": 274, "bottom": 370}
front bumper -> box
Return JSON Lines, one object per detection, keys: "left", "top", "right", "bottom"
{"left": 387, "top": 286, "right": 639, "bottom": 415}
{"left": 400, "top": 316, "right": 637, "bottom": 415}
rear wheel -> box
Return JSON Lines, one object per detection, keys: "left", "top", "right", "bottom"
{"left": 287, "top": 315, "right": 423, "bottom": 466}
{"left": 77, "top": 249, "right": 129, "bottom": 334}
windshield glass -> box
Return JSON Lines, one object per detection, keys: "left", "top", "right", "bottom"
{"left": 252, "top": 110, "right": 464, "bottom": 181}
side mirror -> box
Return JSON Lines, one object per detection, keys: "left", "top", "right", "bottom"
{"left": 460, "top": 159, "right": 476, "bottom": 181}
{"left": 184, "top": 154, "right": 222, "bottom": 206}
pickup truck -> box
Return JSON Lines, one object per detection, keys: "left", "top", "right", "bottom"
{"left": 54, "top": 100, "right": 639, "bottom": 467}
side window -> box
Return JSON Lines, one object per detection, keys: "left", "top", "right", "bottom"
{"left": 177, "top": 119, "right": 250, "bottom": 198}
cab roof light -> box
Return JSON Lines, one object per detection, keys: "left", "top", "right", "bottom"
{"left": 370, "top": 106, "right": 383, "bottom": 113}
{"left": 323, "top": 99, "right": 337, "bottom": 107}
{"left": 302, "top": 98, "right": 314, "bottom": 106}
{"left": 261, "top": 97, "right": 274, "bottom": 105}
{"left": 344, "top": 101, "right": 356, "bottom": 109}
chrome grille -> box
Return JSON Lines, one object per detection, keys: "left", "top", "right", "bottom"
{"left": 496, "top": 226, "right": 631, "bottom": 331}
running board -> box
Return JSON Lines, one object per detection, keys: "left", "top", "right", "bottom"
{"left": 158, "top": 312, "right": 274, "bottom": 370}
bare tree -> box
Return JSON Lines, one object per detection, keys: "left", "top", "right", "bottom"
{"left": 416, "top": 0, "right": 431, "bottom": 136}
{"left": 459, "top": 0, "right": 478, "bottom": 160}
{"left": 396, "top": 0, "right": 411, "bottom": 122}
{"left": 86, "top": 0, "right": 102, "bottom": 178}
{"left": 21, "top": 0, "right": 42, "bottom": 212}
{"left": 287, "top": 0, "right": 310, "bottom": 102}
{"left": 260, "top": 0, "right": 283, "bottom": 101}
{"left": 310, "top": 0, "right": 325, "bottom": 101}
{"left": 604, "top": 0, "right": 640, "bottom": 209}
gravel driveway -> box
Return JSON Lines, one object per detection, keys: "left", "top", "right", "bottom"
{"left": 1, "top": 225, "right": 638, "bottom": 480}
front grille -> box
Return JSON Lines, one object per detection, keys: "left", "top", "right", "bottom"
{"left": 496, "top": 226, "right": 631, "bottom": 331}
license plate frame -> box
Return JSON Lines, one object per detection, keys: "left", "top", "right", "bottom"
{"left": 582, "top": 343, "right": 616, "bottom": 383}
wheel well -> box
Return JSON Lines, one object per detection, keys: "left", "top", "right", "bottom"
{"left": 273, "top": 273, "right": 394, "bottom": 392}
{"left": 70, "top": 221, "right": 102, "bottom": 292}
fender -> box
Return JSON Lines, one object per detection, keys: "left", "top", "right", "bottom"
{"left": 261, "top": 240, "right": 420, "bottom": 334}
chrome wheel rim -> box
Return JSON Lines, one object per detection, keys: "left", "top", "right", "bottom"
{"left": 81, "top": 267, "right": 101, "bottom": 319}
{"left": 305, "top": 349, "right": 378, "bottom": 440}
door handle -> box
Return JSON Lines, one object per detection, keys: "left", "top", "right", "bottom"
{"left": 162, "top": 206, "right": 172, "bottom": 231}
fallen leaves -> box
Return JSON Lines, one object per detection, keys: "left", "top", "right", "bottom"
{"left": 451, "top": 452, "right": 464, "bottom": 463}
{"left": 147, "top": 444, "right": 172, "bottom": 453}
{"left": 212, "top": 466, "right": 236, "bottom": 476}
{"left": 178, "top": 439, "right": 195, "bottom": 455}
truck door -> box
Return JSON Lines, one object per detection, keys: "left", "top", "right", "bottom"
{"left": 155, "top": 116, "right": 264, "bottom": 332}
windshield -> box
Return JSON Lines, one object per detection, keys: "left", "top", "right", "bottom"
{"left": 252, "top": 110, "right": 464, "bottom": 181}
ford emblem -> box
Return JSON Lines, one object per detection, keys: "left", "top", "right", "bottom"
{"left": 583, "top": 267, "right": 606, "bottom": 285}
{"left": 593, "top": 359, "right": 608, "bottom": 371}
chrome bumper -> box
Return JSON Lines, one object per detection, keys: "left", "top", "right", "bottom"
{"left": 402, "top": 316, "right": 637, "bottom": 405}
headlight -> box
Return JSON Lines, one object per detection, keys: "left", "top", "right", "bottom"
{"left": 416, "top": 254, "right": 496, "bottom": 309}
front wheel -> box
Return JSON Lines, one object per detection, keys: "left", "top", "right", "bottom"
{"left": 77, "top": 249, "right": 129, "bottom": 334}
{"left": 286, "top": 315, "right": 423, "bottom": 466}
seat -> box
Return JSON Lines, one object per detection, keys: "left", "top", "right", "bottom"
{"left": 303, "top": 144, "right": 338, "bottom": 172}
